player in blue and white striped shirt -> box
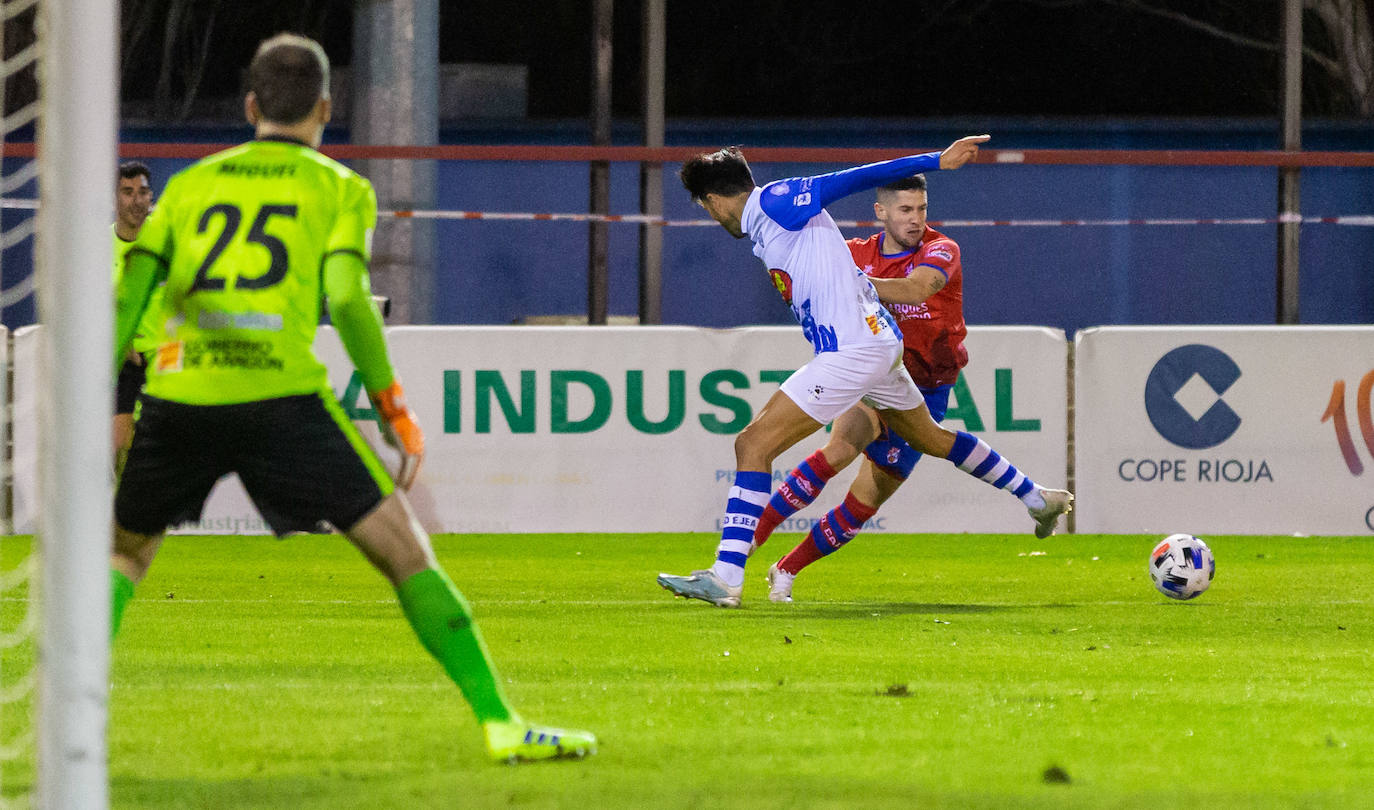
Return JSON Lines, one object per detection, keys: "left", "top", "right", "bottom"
{"left": 657, "top": 136, "right": 1073, "bottom": 607}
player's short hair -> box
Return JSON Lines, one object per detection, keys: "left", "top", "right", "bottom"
{"left": 118, "top": 161, "right": 150, "bottom": 184}
{"left": 877, "top": 174, "right": 927, "bottom": 198}
{"left": 679, "top": 147, "right": 755, "bottom": 201}
{"left": 248, "top": 33, "right": 330, "bottom": 125}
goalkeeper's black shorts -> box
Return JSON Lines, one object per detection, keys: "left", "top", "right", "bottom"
{"left": 115, "top": 392, "right": 392, "bottom": 537}
{"left": 114, "top": 356, "right": 146, "bottom": 415}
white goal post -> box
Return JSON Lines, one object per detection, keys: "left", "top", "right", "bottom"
{"left": 33, "top": 1, "right": 117, "bottom": 809}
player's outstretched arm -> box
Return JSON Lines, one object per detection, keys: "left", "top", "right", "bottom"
{"left": 324, "top": 252, "right": 424, "bottom": 489}
{"left": 766, "top": 136, "right": 993, "bottom": 228}
{"left": 939, "top": 135, "right": 991, "bottom": 170}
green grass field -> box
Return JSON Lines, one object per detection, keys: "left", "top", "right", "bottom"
{"left": 3, "top": 531, "right": 1373, "bottom": 809}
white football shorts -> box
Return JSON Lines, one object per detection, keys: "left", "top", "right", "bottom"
{"left": 779, "top": 341, "right": 926, "bottom": 424}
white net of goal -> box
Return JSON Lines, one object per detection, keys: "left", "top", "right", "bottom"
{"left": 0, "top": 1, "right": 41, "bottom": 806}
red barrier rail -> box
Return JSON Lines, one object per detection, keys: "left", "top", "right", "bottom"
{"left": 3, "top": 197, "right": 1371, "bottom": 227}
{"left": 381, "top": 208, "right": 1374, "bottom": 228}
{"left": 2, "top": 142, "right": 1373, "bottom": 167}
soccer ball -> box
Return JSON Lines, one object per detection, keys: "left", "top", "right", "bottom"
{"left": 1148, "top": 534, "right": 1215, "bottom": 600}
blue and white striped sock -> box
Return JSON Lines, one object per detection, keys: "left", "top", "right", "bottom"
{"left": 709, "top": 470, "right": 771, "bottom": 588}
{"left": 946, "top": 431, "right": 1045, "bottom": 510}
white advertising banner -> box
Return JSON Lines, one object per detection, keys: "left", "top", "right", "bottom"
{"left": 11, "top": 325, "right": 1068, "bottom": 535}
{"left": 1074, "top": 326, "right": 1374, "bottom": 535}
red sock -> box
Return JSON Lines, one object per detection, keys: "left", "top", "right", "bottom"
{"left": 778, "top": 492, "right": 877, "bottom": 574}
{"left": 754, "top": 450, "right": 837, "bottom": 548}
{"left": 753, "top": 505, "right": 785, "bottom": 548}
{"left": 777, "top": 533, "right": 825, "bottom": 575}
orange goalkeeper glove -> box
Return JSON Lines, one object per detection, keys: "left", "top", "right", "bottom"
{"left": 369, "top": 380, "right": 424, "bottom": 490}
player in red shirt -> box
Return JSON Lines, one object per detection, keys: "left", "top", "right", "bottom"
{"left": 754, "top": 174, "right": 987, "bottom": 601}
{"left": 849, "top": 196, "right": 967, "bottom": 391}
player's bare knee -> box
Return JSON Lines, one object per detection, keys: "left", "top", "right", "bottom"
{"left": 916, "top": 423, "right": 956, "bottom": 457}
{"left": 830, "top": 406, "right": 879, "bottom": 454}
{"left": 819, "top": 438, "right": 861, "bottom": 469}
{"left": 379, "top": 550, "right": 431, "bottom": 588}
{"left": 345, "top": 494, "right": 434, "bottom": 586}
{"left": 112, "top": 524, "right": 162, "bottom": 582}
{"left": 873, "top": 467, "right": 906, "bottom": 501}
{"left": 733, "top": 428, "right": 766, "bottom": 467}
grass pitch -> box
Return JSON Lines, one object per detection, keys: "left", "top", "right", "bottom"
{"left": 3, "top": 531, "right": 1373, "bottom": 809}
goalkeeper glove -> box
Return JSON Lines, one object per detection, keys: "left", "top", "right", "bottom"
{"left": 369, "top": 380, "right": 424, "bottom": 490}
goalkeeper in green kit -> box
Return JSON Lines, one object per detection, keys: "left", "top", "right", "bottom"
{"left": 111, "top": 33, "right": 595, "bottom": 763}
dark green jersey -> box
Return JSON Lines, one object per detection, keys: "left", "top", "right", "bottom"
{"left": 130, "top": 138, "right": 377, "bottom": 404}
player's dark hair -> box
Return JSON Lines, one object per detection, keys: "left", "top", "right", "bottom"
{"left": 878, "top": 174, "right": 927, "bottom": 197}
{"left": 118, "top": 161, "right": 150, "bottom": 184}
{"left": 249, "top": 33, "right": 330, "bottom": 125}
{"left": 679, "top": 147, "right": 755, "bottom": 201}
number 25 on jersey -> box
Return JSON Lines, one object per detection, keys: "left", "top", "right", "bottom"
{"left": 190, "top": 203, "right": 298, "bottom": 293}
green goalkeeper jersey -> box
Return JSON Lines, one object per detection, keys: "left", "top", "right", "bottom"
{"left": 129, "top": 137, "right": 380, "bottom": 405}
{"left": 113, "top": 224, "right": 164, "bottom": 357}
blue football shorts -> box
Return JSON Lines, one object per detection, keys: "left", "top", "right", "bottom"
{"left": 862, "top": 383, "right": 954, "bottom": 481}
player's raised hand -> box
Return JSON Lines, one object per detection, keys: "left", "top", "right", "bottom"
{"left": 370, "top": 379, "right": 424, "bottom": 490}
{"left": 939, "top": 135, "right": 991, "bottom": 170}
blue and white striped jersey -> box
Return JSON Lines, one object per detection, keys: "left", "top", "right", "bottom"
{"left": 739, "top": 152, "right": 942, "bottom": 355}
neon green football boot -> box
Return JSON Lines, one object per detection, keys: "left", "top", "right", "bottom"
{"left": 484, "top": 716, "right": 597, "bottom": 763}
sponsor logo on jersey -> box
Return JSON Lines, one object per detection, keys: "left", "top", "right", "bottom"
{"left": 155, "top": 341, "right": 183, "bottom": 373}
{"left": 768, "top": 182, "right": 790, "bottom": 196}
{"left": 769, "top": 268, "right": 793, "bottom": 304}
{"left": 797, "top": 299, "right": 839, "bottom": 353}
{"left": 888, "top": 301, "right": 931, "bottom": 319}
{"left": 927, "top": 244, "right": 954, "bottom": 263}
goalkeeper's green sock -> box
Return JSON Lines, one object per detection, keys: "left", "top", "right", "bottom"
{"left": 396, "top": 568, "right": 515, "bottom": 724}
{"left": 111, "top": 569, "right": 135, "bottom": 640}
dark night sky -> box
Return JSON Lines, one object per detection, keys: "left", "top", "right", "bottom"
{"left": 122, "top": 0, "right": 1356, "bottom": 120}
{"left": 458, "top": 0, "right": 1282, "bottom": 118}
{"left": 446, "top": 0, "right": 1286, "bottom": 117}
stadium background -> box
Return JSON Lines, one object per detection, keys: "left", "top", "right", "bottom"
{"left": 2, "top": 118, "right": 1369, "bottom": 335}
{"left": 4, "top": 4, "right": 1374, "bottom": 808}
{"left": 3, "top": 1, "right": 1374, "bottom": 334}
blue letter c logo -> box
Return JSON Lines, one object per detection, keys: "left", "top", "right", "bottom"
{"left": 1144, "top": 344, "right": 1242, "bottom": 449}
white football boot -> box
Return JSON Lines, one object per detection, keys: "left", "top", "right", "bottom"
{"left": 766, "top": 563, "right": 795, "bottom": 603}
{"left": 656, "top": 569, "right": 743, "bottom": 608}
{"left": 1028, "top": 488, "right": 1075, "bottom": 539}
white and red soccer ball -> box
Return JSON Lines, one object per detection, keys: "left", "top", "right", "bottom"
{"left": 1149, "top": 534, "right": 1215, "bottom": 600}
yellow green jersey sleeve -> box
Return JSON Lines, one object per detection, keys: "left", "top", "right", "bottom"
{"left": 125, "top": 138, "right": 382, "bottom": 405}
{"left": 113, "top": 223, "right": 165, "bottom": 357}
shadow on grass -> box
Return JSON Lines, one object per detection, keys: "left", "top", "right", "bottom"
{"left": 110, "top": 775, "right": 379, "bottom": 810}
{"left": 739, "top": 601, "right": 1015, "bottom": 619}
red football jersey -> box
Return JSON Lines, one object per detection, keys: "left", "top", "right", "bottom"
{"left": 848, "top": 227, "right": 968, "bottom": 388}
